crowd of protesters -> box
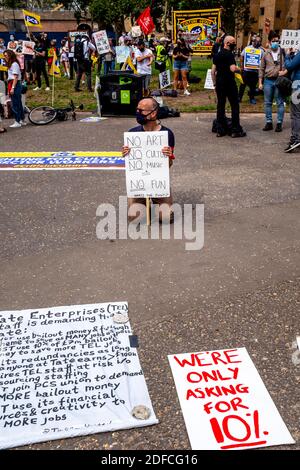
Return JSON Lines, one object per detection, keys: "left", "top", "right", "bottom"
{"left": 1, "top": 25, "right": 300, "bottom": 152}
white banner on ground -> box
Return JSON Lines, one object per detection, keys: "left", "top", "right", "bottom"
{"left": 124, "top": 131, "right": 170, "bottom": 198}
{"left": 93, "top": 30, "right": 110, "bottom": 55}
{"left": 159, "top": 70, "right": 171, "bottom": 89}
{"left": 22, "top": 41, "right": 35, "bottom": 55}
{"left": 116, "top": 46, "right": 131, "bottom": 64}
{"left": 281, "top": 30, "right": 300, "bottom": 50}
{"left": 168, "top": 347, "right": 295, "bottom": 450}
{"left": 0, "top": 302, "right": 158, "bottom": 449}
{"left": 204, "top": 69, "right": 215, "bottom": 90}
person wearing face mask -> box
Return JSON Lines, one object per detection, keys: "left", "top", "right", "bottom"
{"left": 259, "top": 31, "right": 287, "bottom": 132}
{"left": 135, "top": 40, "right": 154, "bottom": 95}
{"left": 7, "top": 35, "right": 17, "bottom": 52}
{"left": 212, "top": 35, "right": 246, "bottom": 138}
{"left": 239, "top": 34, "right": 264, "bottom": 105}
{"left": 122, "top": 97, "right": 175, "bottom": 223}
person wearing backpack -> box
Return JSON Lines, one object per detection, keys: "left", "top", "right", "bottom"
{"left": 74, "top": 32, "right": 96, "bottom": 92}
{"left": 284, "top": 48, "right": 300, "bottom": 152}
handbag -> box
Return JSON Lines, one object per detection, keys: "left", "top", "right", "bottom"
{"left": 275, "top": 50, "right": 292, "bottom": 97}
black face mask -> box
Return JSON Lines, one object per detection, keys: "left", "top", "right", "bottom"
{"left": 229, "top": 43, "right": 236, "bottom": 51}
{"left": 136, "top": 108, "right": 157, "bottom": 125}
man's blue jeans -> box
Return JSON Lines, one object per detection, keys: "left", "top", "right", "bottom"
{"left": 264, "top": 77, "right": 285, "bottom": 124}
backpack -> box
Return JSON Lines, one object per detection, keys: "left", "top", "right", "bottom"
{"left": 74, "top": 35, "right": 87, "bottom": 61}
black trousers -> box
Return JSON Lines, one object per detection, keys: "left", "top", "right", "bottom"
{"left": 75, "top": 59, "right": 92, "bottom": 91}
{"left": 239, "top": 71, "right": 258, "bottom": 101}
{"left": 36, "top": 60, "right": 49, "bottom": 88}
{"left": 216, "top": 80, "right": 241, "bottom": 133}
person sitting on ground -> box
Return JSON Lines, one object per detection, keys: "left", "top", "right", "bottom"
{"left": 122, "top": 97, "right": 175, "bottom": 223}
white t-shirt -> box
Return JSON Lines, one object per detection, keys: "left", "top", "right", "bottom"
{"left": 8, "top": 61, "right": 21, "bottom": 80}
{"left": 135, "top": 48, "right": 153, "bottom": 75}
{"left": 271, "top": 50, "right": 279, "bottom": 62}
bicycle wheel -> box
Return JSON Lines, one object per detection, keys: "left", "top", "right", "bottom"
{"left": 28, "top": 106, "right": 57, "bottom": 125}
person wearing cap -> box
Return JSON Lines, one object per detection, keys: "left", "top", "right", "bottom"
{"left": 135, "top": 39, "right": 154, "bottom": 95}
{"left": 122, "top": 97, "right": 175, "bottom": 223}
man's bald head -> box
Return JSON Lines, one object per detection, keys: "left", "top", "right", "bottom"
{"left": 138, "top": 97, "right": 159, "bottom": 112}
{"left": 224, "top": 35, "right": 236, "bottom": 50}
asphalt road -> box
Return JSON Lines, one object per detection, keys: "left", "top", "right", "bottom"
{"left": 0, "top": 113, "right": 299, "bottom": 450}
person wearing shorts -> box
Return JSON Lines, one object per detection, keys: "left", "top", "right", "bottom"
{"left": 173, "top": 38, "right": 190, "bottom": 95}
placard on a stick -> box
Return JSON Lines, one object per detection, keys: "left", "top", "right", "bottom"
{"left": 93, "top": 30, "right": 110, "bottom": 55}
{"left": 204, "top": 69, "right": 215, "bottom": 90}
{"left": 281, "top": 30, "right": 300, "bottom": 50}
{"left": 0, "top": 302, "right": 158, "bottom": 449}
{"left": 168, "top": 348, "right": 295, "bottom": 450}
{"left": 124, "top": 131, "right": 170, "bottom": 198}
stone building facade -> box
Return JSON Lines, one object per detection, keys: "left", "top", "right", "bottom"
{"left": 237, "top": 0, "right": 300, "bottom": 48}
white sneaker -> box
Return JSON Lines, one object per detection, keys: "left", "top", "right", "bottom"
{"left": 10, "top": 121, "right": 22, "bottom": 128}
{"left": 45, "top": 87, "right": 50, "bottom": 91}
{"left": 183, "top": 89, "right": 191, "bottom": 96}
{"left": 82, "top": 81, "right": 85, "bottom": 85}
{"left": 33, "top": 87, "right": 41, "bottom": 91}
{"left": 20, "top": 120, "right": 27, "bottom": 126}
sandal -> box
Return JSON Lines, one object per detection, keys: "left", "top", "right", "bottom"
{"left": 0, "top": 128, "right": 7, "bottom": 133}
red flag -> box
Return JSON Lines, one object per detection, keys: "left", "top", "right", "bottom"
{"left": 136, "top": 7, "right": 155, "bottom": 35}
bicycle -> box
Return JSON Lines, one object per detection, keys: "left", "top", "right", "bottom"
{"left": 28, "top": 100, "right": 83, "bottom": 126}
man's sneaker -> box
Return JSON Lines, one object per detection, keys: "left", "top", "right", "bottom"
{"left": 45, "top": 87, "right": 50, "bottom": 91}
{"left": 284, "top": 141, "right": 300, "bottom": 153}
{"left": 275, "top": 123, "right": 282, "bottom": 132}
{"left": 9, "top": 121, "right": 22, "bottom": 128}
{"left": 263, "top": 122, "right": 273, "bottom": 131}
{"left": 20, "top": 120, "right": 27, "bottom": 126}
{"left": 183, "top": 89, "right": 191, "bottom": 96}
{"left": 250, "top": 98, "right": 257, "bottom": 105}
{"left": 33, "top": 87, "right": 41, "bottom": 91}
{"left": 231, "top": 131, "right": 247, "bottom": 138}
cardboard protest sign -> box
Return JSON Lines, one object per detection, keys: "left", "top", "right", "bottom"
{"left": 124, "top": 131, "right": 170, "bottom": 198}
{"left": 131, "top": 26, "right": 142, "bottom": 38}
{"left": 0, "top": 302, "right": 157, "bottom": 449}
{"left": 93, "top": 30, "right": 110, "bottom": 55}
{"left": 281, "top": 30, "right": 300, "bottom": 50}
{"left": 243, "top": 47, "right": 263, "bottom": 71}
{"left": 168, "top": 348, "right": 295, "bottom": 450}
{"left": 0, "top": 53, "right": 7, "bottom": 71}
{"left": 204, "top": 69, "right": 215, "bottom": 89}
{"left": 116, "top": 46, "right": 131, "bottom": 64}
{"left": 159, "top": 70, "right": 171, "bottom": 89}
{"left": 22, "top": 41, "right": 35, "bottom": 55}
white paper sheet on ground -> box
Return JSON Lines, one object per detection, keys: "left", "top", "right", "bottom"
{"left": 168, "top": 347, "right": 295, "bottom": 450}
{"left": 0, "top": 302, "right": 158, "bottom": 449}
{"left": 124, "top": 131, "right": 170, "bottom": 198}
{"left": 80, "top": 116, "right": 108, "bottom": 122}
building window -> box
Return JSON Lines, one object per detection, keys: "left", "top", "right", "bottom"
{"left": 276, "top": 10, "right": 281, "bottom": 19}
{"left": 260, "top": 7, "right": 265, "bottom": 16}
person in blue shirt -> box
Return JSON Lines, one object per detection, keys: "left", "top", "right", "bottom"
{"left": 284, "top": 49, "right": 300, "bottom": 152}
